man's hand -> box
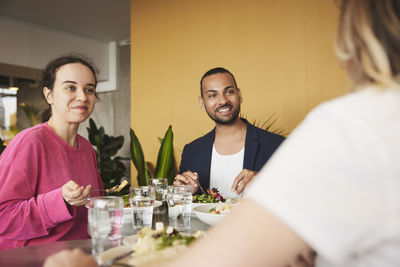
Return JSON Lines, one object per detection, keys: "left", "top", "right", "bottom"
{"left": 231, "top": 169, "right": 257, "bottom": 194}
{"left": 62, "top": 180, "right": 91, "bottom": 206}
{"left": 43, "top": 248, "right": 98, "bottom": 267}
{"left": 173, "top": 171, "right": 198, "bottom": 194}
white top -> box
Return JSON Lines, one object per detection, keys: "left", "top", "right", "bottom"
{"left": 210, "top": 145, "right": 244, "bottom": 199}
{"left": 246, "top": 87, "right": 400, "bottom": 267}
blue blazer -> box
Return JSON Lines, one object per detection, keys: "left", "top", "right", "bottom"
{"left": 179, "top": 119, "right": 285, "bottom": 194}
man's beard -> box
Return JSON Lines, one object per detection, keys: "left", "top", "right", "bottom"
{"left": 206, "top": 104, "right": 241, "bottom": 125}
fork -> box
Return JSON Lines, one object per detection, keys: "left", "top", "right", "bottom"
{"left": 197, "top": 179, "right": 206, "bottom": 195}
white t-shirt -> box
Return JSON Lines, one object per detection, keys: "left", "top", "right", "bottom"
{"left": 246, "top": 87, "right": 400, "bottom": 267}
{"left": 210, "top": 145, "right": 243, "bottom": 199}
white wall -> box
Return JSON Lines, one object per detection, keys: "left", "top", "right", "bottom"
{"left": 0, "top": 15, "right": 115, "bottom": 90}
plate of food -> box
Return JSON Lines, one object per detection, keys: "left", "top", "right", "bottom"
{"left": 192, "top": 188, "right": 239, "bottom": 217}
{"left": 100, "top": 222, "right": 204, "bottom": 266}
{"left": 192, "top": 187, "right": 224, "bottom": 214}
{"left": 193, "top": 201, "right": 237, "bottom": 226}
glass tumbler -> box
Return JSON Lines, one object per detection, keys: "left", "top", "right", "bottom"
{"left": 167, "top": 185, "right": 192, "bottom": 232}
{"left": 149, "top": 178, "right": 168, "bottom": 214}
{"left": 87, "top": 196, "right": 124, "bottom": 262}
{"left": 129, "top": 186, "right": 155, "bottom": 230}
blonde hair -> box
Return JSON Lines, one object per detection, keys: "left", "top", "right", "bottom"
{"left": 335, "top": 0, "right": 400, "bottom": 88}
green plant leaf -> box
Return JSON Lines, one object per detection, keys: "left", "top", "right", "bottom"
{"left": 99, "top": 127, "right": 105, "bottom": 143}
{"left": 154, "top": 125, "right": 177, "bottom": 184}
{"left": 243, "top": 114, "right": 287, "bottom": 137}
{"left": 103, "top": 136, "right": 124, "bottom": 155}
{"left": 114, "top": 156, "right": 130, "bottom": 161}
{"left": 130, "top": 128, "right": 148, "bottom": 186}
{"left": 166, "top": 153, "right": 178, "bottom": 185}
{"left": 87, "top": 118, "right": 98, "bottom": 145}
{"left": 145, "top": 168, "right": 151, "bottom": 182}
{"left": 0, "top": 137, "right": 6, "bottom": 155}
{"left": 87, "top": 118, "right": 129, "bottom": 189}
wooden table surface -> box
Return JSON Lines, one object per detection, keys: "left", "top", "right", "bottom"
{"left": 0, "top": 239, "right": 92, "bottom": 267}
{"left": 0, "top": 213, "right": 209, "bottom": 267}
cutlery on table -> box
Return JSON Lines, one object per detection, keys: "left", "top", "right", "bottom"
{"left": 92, "top": 180, "right": 129, "bottom": 194}
{"left": 197, "top": 179, "right": 206, "bottom": 195}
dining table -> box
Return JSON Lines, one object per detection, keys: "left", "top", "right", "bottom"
{"left": 0, "top": 211, "right": 210, "bottom": 267}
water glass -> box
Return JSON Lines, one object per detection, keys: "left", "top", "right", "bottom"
{"left": 129, "top": 186, "right": 155, "bottom": 230}
{"left": 87, "top": 196, "right": 124, "bottom": 261}
{"left": 167, "top": 185, "right": 192, "bottom": 232}
{"left": 149, "top": 178, "right": 168, "bottom": 214}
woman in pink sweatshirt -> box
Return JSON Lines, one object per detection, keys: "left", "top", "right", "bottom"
{"left": 0, "top": 55, "right": 104, "bottom": 250}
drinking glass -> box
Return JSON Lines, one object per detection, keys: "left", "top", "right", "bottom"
{"left": 149, "top": 178, "right": 168, "bottom": 214}
{"left": 167, "top": 185, "right": 192, "bottom": 232}
{"left": 129, "top": 186, "right": 155, "bottom": 230}
{"left": 87, "top": 196, "right": 124, "bottom": 262}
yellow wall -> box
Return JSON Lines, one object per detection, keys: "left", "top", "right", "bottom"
{"left": 130, "top": 0, "right": 349, "bottom": 185}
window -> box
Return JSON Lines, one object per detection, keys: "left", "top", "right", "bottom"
{"left": 0, "top": 87, "right": 18, "bottom": 142}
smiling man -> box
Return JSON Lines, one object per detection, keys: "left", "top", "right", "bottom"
{"left": 174, "top": 67, "right": 285, "bottom": 198}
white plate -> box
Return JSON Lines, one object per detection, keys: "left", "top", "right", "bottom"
{"left": 190, "top": 202, "right": 214, "bottom": 216}
{"left": 122, "top": 231, "right": 191, "bottom": 248}
{"left": 192, "top": 203, "right": 227, "bottom": 226}
{"left": 191, "top": 199, "right": 238, "bottom": 216}
{"left": 192, "top": 198, "right": 238, "bottom": 207}
{"left": 123, "top": 234, "right": 138, "bottom": 247}
{"left": 106, "top": 232, "right": 193, "bottom": 266}
{"left": 98, "top": 245, "right": 132, "bottom": 265}
{"left": 124, "top": 200, "right": 163, "bottom": 210}
{"left": 191, "top": 202, "right": 212, "bottom": 209}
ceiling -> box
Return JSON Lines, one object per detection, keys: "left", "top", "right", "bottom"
{"left": 0, "top": 0, "right": 130, "bottom": 42}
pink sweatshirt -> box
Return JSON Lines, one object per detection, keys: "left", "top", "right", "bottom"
{"left": 0, "top": 123, "right": 103, "bottom": 250}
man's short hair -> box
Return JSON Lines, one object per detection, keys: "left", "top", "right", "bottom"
{"left": 200, "top": 67, "right": 238, "bottom": 96}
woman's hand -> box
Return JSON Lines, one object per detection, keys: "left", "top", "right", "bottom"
{"left": 62, "top": 180, "right": 91, "bottom": 206}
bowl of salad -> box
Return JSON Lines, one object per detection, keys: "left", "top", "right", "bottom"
{"left": 193, "top": 202, "right": 236, "bottom": 225}
{"left": 192, "top": 187, "right": 225, "bottom": 212}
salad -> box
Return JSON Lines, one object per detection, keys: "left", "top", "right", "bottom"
{"left": 122, "top": 194, "right": 130, "bottom": 208}
{"left": 135, "top": 223, "right": 201, "bottom": 252}
{"left": 123, "top": 222, "right": 204, "bottom": 266}
{"left": 208, "top": 203, "right": 233, "bottom": 215}
{"left": 208, "top": 199, "right": 239, "bottom": 214}
{"left": 192, "top": 187, "right": 225, "bottom": 203}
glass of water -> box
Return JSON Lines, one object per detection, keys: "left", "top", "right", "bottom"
{"left": 149, "top": 178, "right": 168, "bottom": 214}
{"left": 129, "top": 186, "right": 155, "bottom": 230}
{"left": 87, "top": 196, "right": 124, "bottom": 262}
{"left": 167, "top": 185, "right": 192, "bottom": 232}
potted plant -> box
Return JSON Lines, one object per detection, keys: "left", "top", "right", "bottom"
{"left": 243, "top": 113, "right": 287, "bottom": 136}
{"left": 130, "top": 125, "right": 177, "bottom": 186}
{"left": 87, "top": 118, "right": 130, "bottom": 192}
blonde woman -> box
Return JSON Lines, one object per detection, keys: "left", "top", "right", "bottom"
{"left": 44, "top": 0, "right": 400, "bottom": 266}
{"left": 165, "top": 0, "right": 400, "bottom": 266}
